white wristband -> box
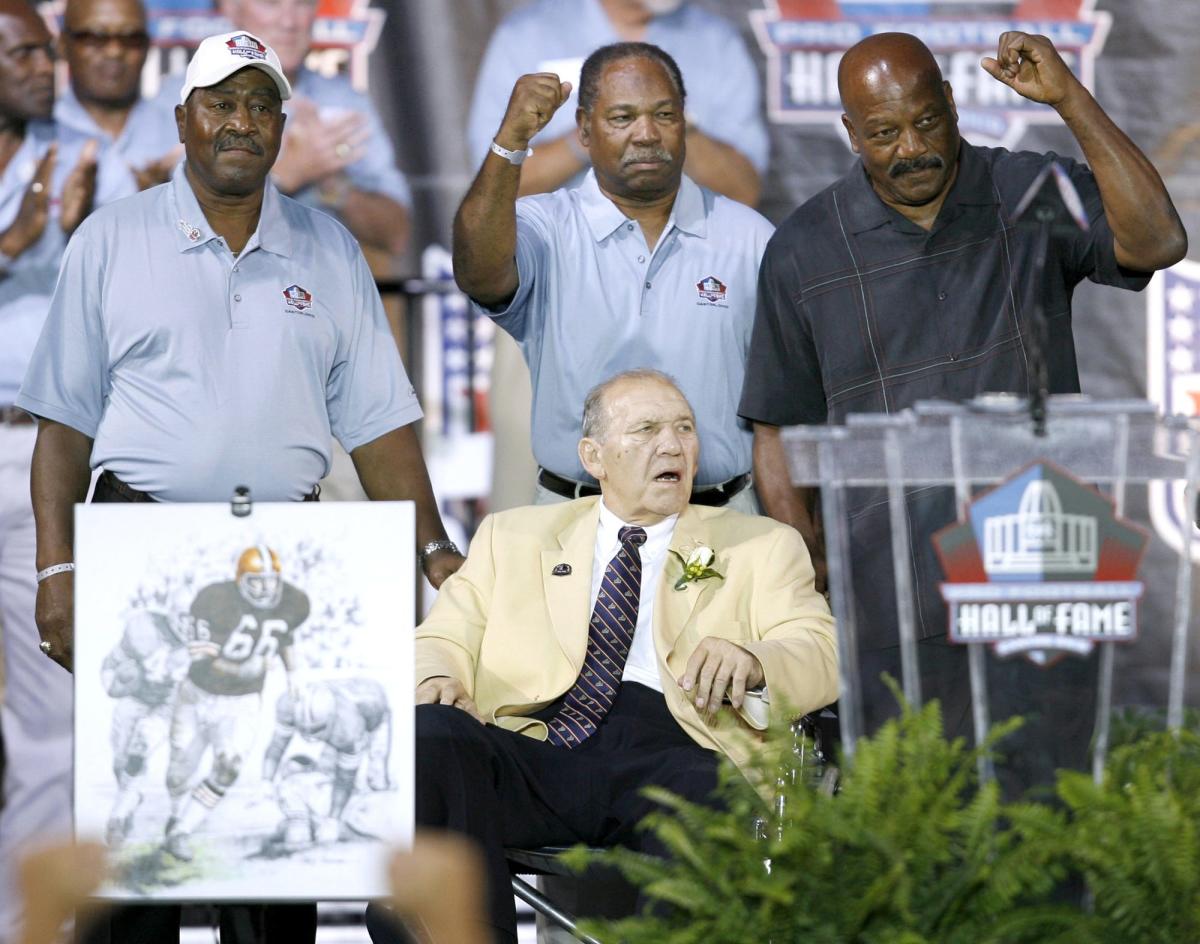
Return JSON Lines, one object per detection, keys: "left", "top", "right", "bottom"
{"left": 490, "top": 140, "right": 532, "bottom": 166}
{"left": 36, "top": 562, "right": 75, "bottom": 583}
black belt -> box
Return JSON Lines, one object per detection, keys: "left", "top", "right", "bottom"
{"left": 537, "top": 468, "right": 750, "bottom": 508}
{"left": 94, "top": 470, "right": 320, "bottom": 503}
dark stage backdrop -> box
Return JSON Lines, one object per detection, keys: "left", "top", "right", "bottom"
{"left": 130, "top": 0, "right": 1200, "bottom": 709}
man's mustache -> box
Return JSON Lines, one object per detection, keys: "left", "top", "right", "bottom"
{"left": 623, "top": 148, "right": 673, "bottom": 166}
{"left": 217, "top": 136, "right": 264, "bottom": 154}
{"left": 890, "top": 155, "right": 943, "bottom": 178}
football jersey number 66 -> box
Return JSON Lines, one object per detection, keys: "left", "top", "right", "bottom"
{"left": 222, "top": 615, "right": 289, "bottom": 662}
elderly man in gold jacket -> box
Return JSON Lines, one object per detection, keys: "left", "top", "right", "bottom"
{"left": 370, "top": 369, "right": 837, "bottom": 944}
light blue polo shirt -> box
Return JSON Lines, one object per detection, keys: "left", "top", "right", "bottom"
{"left": 156, "top": 67, "right": 411, "bottom": 213}
{"left": 476, "top": 171, "right": 774, "bottom": 486}
{"left": 54, "top": 88, "right": 182, "bottom": 207}
{"left": 17, "top": 164, "right": 422, "bottom": 501}
{"left": 0, "top": 122, "right": 93, "bottom": 403}
{"left": 466, "top": 0, "right": 769, "bottom": 175}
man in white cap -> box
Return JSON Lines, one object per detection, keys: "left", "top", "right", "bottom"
{"left": 17, "top": 29, "right": 461, "bottom": 944}
{"left": 212, "top": 0, "right": 412, "bottom": 258}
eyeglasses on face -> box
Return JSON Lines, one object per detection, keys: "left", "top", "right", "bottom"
{"left": 65, "top": 30, "right": 151, "bottom": 51}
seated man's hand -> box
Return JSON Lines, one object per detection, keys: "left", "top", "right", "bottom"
{"left": 680, "top": 637, "right": 765, "bottom": 724}
{"left": 416, "top": 676, "right": 485, "bottom": 723}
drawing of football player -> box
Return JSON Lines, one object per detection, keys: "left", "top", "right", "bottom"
{"left": 261, "top": 678, "right": 392, "bottom": 850}
{"left": 100, "top": 609, "right": 190, "bottom": 847}
{"left": 163, "top": 545, "right": 310, "bottom": 861}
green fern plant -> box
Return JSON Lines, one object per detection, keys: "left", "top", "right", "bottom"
{"left": 565, "top": 697, "right": 1076, "bottom": 944}
{"left": 1052, "top": 729, "right": 1200, "bottom": 944}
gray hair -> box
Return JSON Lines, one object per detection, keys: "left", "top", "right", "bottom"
{"left": 580, "top": 368, "right": 686, "bottom": 441}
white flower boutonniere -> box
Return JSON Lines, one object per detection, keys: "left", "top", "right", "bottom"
{"left": 669, "top": 544, "right": 724, "bottom": 592}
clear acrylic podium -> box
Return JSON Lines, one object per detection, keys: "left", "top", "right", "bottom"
{"left": 782, "top": 394, "right": 1200, "bottom": 783}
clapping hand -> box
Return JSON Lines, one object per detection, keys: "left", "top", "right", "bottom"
{"left": 272, "top": 97, "right": 370, "bottom": 193}
{"left": 60, "top": 139, "right": 99, "bottom": 236}
{"left": 132, "top": 145, "right": 184, "bottom": 191}
{"left": 0, "top": 146, "right": 55, "bottom": 260}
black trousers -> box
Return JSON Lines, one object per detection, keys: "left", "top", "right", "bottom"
{"left": 367, "top": 682, "right": 722, "bottom": 944}
{"left": 78, "top": 476, "right": 317, "bottom": 944}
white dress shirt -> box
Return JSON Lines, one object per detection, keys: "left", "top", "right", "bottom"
{"left": 592, "top": 502, "right": 677, "bottom": 693}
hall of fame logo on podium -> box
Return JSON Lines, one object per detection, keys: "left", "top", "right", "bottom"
{"left": 1147, "top": 260, "right": 1200, "bottom": 562}
{"left": 933, "top": 461, "right": 1147, "bottom": 666}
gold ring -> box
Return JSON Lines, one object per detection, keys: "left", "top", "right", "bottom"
{"left": 335, "top": 142, "right": 351, "bottom": 159}
{"left": 31, "top": 181, "right": 45, "bottom": 194}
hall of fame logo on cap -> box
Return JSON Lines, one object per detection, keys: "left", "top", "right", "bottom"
{"left": 933, "top": 461, "right": 1147, "bottom": 666}
{"left": 750, "top": 0, "right": 1111, "bottom": 149}
{"left": 1148, "top": 260, "right": 1200, "bottom": 561}
{"left": 283, "top": 284, "right": 314, "bottom": 313}
{"left": 696, "top": 275, "right": 728, "bottom": 307}
{"left": 225, "top": 33, "right": 267, "bottom": 61}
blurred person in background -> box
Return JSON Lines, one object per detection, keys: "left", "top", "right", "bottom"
{"left": 216, "top": 0, "right": 411, "bottom": 259}
{"left": 55, "top": 0, "right": 182, "bottom": 201}
{"left": 0, "top": 1, "right": 98, "bottom": 940}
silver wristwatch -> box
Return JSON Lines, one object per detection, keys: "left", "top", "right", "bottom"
{"left": 490, "top": 140, "right": 533, "bottom": 165}
{"left": 420, "top": 539, "right": 461, "bottom": 567}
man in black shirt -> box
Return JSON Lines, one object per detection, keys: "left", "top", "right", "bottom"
{"left": 740, "top": 32, "right": 1186, "bottom": 759}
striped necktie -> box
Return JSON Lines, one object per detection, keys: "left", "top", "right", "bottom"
{"left": 546, "top": 525, "right": 648, "bottom": 749}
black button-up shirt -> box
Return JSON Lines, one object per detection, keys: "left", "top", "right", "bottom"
{"left": 740, "top": 142, "right": 1150, "bottom": 427}
{"left": 739, "top": 142, "right": 1152, "bottom": 651}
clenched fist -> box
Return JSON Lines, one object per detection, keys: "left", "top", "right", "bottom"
{"left": 494, "top": 73, "right": 573, "bottom": 153}
{"left": 981, "top": 32, "right": 1082, "bottom": 108}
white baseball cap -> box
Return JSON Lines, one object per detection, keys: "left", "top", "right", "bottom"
{"left": 180, "top": 31, "right": 292, "bottom": 105}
